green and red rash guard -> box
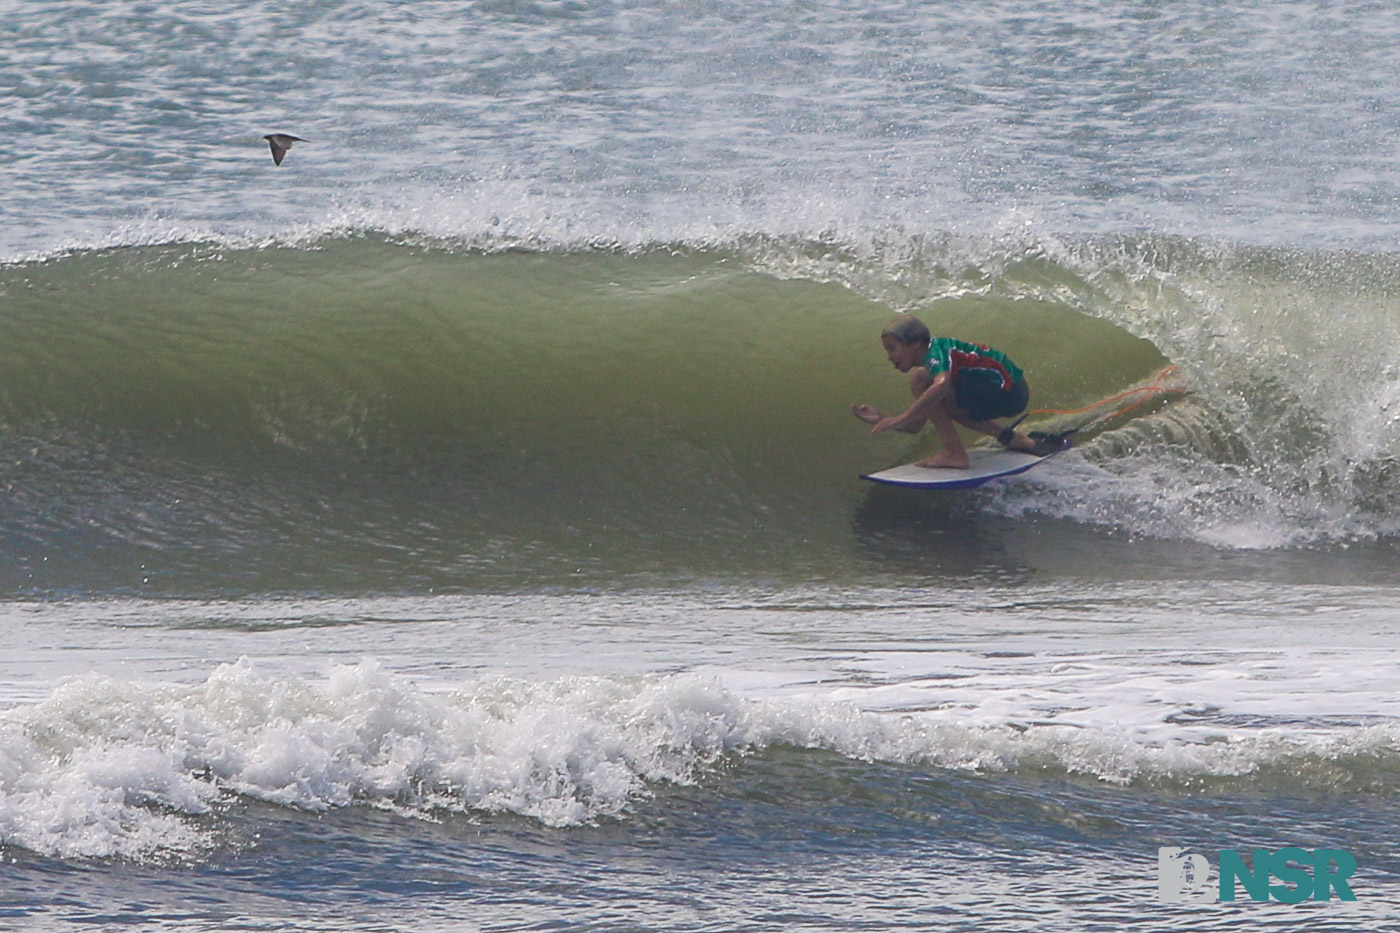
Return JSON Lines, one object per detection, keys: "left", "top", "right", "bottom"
{"left": 922, "top": 337, "right": 1024, "bottom": 390}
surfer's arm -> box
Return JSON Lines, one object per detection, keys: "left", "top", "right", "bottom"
{"left": 870, "top": 370, "right": 950, "bottom": 435}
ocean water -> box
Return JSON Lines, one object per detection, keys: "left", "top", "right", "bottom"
{"left": 3, "top": 1, "right": 1400, "bottom": 930}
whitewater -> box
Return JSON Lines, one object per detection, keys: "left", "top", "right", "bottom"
{"left": 2, "top": 1, "right": 1400, "bottom": 930}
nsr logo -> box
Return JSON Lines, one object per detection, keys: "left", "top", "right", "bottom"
{"left": 1158, "top": 847, "right": 1358, "bottom": 903}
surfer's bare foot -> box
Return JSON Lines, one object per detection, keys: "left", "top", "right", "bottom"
{"left": 851, "top": 404, "right": 883, "bottom": 424}
{"left": 915, "top": 449, "right": 970, "bottom": 469}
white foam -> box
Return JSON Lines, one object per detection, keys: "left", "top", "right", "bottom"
{"left": 3, "top": 656, "right": 1397, "bottom": 860}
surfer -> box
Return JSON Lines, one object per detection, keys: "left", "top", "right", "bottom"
{"left": 852, "top": 315, "right": 1046, "bottom": 469}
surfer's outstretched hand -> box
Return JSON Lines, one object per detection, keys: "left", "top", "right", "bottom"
{"left": 851, "top": 404, "right": 882, "bottom": 425}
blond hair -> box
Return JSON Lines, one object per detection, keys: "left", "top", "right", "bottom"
{"left": 880, "top": 315, "right": 930, "bottom": 347}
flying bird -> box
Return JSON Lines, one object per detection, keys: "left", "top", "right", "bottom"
{"left": 263, "top": 133, "right": 306, "bottom": 166}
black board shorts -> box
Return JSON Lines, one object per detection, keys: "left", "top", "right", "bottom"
{"left": 954, "top": 371, "right": 1030, "bottom": 422}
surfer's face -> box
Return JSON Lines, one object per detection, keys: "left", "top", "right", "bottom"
{"left": 882, "top": 335, "right": 923, "bottom": 373}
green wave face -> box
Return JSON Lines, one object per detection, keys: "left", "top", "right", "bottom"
{"left": 0, "top": 234, "right": 1394, "bottom": 594}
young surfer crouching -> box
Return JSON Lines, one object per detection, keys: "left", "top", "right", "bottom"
{"left": 852, "top": 315, "right": 1054, "bottom": 469}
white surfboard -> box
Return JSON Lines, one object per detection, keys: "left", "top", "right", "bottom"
{"left": 861, "top": 443, "right": 1068, "bottom": 490}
